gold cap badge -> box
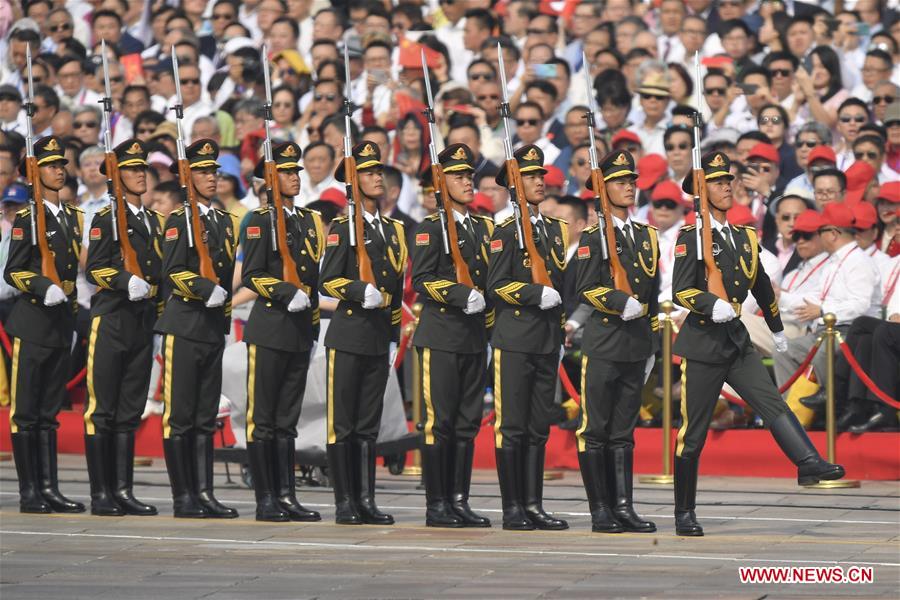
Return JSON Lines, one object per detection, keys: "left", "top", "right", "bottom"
{"left": 198, "top": 142, "right": 215, "bottom": 156}
{"left": 44, "top": 138, "right": 61, "bottom": 152}
{"left": 709, "top": 154, "right": 726, "bottom": 167}
{"left": 613, "top": 153, "right": 628, "bottom": 166}
{"left": 451, "top": 146, "right": 467, "bottom": 160}
{"left": 125, "top": 142, "right": 142, "bottom": 155}
{"left": 522, "top": 147, "right": 539, "bottom": 161}
{"left": 359, "top": 144, "right": 376, "bottom": 157}
{"left": 281, "top": 144, "right": 298, "bottom": 157}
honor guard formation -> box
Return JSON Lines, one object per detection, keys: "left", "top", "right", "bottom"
{"left": 2, "top": 0, "right": 899, "bottom": 551}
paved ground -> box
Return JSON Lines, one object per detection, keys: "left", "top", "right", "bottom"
{"left": 1, "top": 455, "right": 898, "bottom": 599}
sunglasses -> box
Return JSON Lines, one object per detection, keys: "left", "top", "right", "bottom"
{"left": 470, "top": 72, "right": 494, "bottom": 81}
{"left": 704, "top": 87, "right": 726, "bottom": 96}
{"left": 839, "top": 115, "right": 867, "bottom": 124}
{"left": 314, "top": 93, "right": 337, "bottom": 101}
{"left": 179, "top": 78, "right": 200, "bottom": 86}
{"left": 273, "top": 101, "right": 294, "bottom": 108}
{"left": 779, "top": 213, "right": 802, "bottom": 222}
{"left": 791, "top": 231, "right": 816, "bottom": 242}
{"left": 49, "top": 22, "right": 73, "bottom": 33}
{"left": 212, "top": 13, "right": 234, "bottom": 20}
{"left": 477, "top": 94, "right": 499, "bottom": 101}
{"left": 517, "top": 118, "right": 540, "bottom": 127}
{"left": 665, "top": 142, "right": 690, "bottom": 151}
{"left": 640, "top": 93, "right": 668, "bottom": 101}
{"left": 136, "top": 127, "right": 156, "bottom": 135}
{"left": 109, "top": 76, "right": 124, "bottom": 83}
{"left": 818, "top": 227, "right": 839, "bottom": 235}
{"left": 74, "top": 121, "right": 98, "bottom": 129}
{"left": 770, "top": 68, "right": 792, "bottom": 77}
{"left": 747, "top": 163, "right": 771, "bottom": 172}
{"left": 652, "top": 199, "right": 679, "bottom": 210}
{"left": 872, "top": 95, "right": 895, "bottom": 105}
{"left": 854, "top": 150, "right": 880, "bottom": 160}
{"left": 574, "top": 158, "right": 588, "bottom": 167}
{"left": 526, "top": 28, "right": 552, "bottom": 35}
{"left": 796, "top": 140, "right": 818, "bottom": 148}
{"left": 759, "top": 116, "right": 782, "bottom": 125}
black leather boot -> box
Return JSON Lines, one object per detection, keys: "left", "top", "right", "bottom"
{"left": 274, "top": 436, "right": 320, "bottom": 521}
{"left": 423, "top": 442, "right": 463, "bottom": 527}
{"left": 194, "top": 434, "right": 238, "bottom": 518}
{"left": 674, "top": 456, "right": 703, "bottom": 536}
{"left": 247, "top": 441, "right": 289, "bottom": 522}
{"left": 112, "top": 431, "right": 157, "bottom": 515}
{"left": 523, "top": 444, "right": 568, "bottom": 530}
{"left": 11, "top": 432, "right": 51, "bottom": 514}
{"left": 327, "top": 442, "right": 362, "bottom": 524}
{"left": 37, "top": 429, "right": 85, "bottom": 513}
{"left": 354, "top": 439, "right": 394, "bottom": 525}
{"left": 769, "top": 412, "right": 846, "bottom": 485}
{"left": 163, "top": 436, "right": 207, "bottom": 518}
{"left": 607, "top": 446, "right": 655, "bottom": 532}
{"left": 449, "top": 440, "right": 490, "bottom": 527}
{"left": 84, "top": 433, "right": 124, "bottom": 516}
{"left": 495, "top": 446, "right": 534, "bottom": 530}
{"left": 577, "top": 449, "right": 623, "bottom": 533}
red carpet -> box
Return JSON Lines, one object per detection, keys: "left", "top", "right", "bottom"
{"left": 1, "top": 408, "right": 896, "bottom": 480}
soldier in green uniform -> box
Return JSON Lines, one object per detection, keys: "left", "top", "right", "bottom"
{"left": 319, "top": 142, "right": 406, "bottom": 525}
{"left": 487, "top": 144, "right": 569, "bottom": 531}
{"left": 672, "top": 151, "right": 845, "bottom": 536}
{"left": 156, "top": 139, "right": 238, "bottom": 519}
{"left": 574, "top": 150, "right": 659, "bottom": 534}
{"left": 242, "top": 141, "right": 325, "bottom": 522}
{"left": 84, "top": 139, "right": 162, "bottom": 516}
{"left": 411, "top": 143, "right": 494, "bottom": 528}
{"left": 5, "top": 136, "right": 85, "bottom": 514}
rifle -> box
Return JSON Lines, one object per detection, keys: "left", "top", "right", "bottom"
{"left": 691, "top": 53, "right": 727, "bottom": 300}
{"left": 99, "top": 39, "right": 142, "bottom": 279}
{"left": 495, "top": 43, "right": 552, "bottom": 287}
{"left": 421, "top": 50, "right": 473, "bottom": 288}
{"left": 341, "top": 44, "right": 375, "bottom": 285}
{"left": 171, "top": 52, "right": 217, "bottom": 283}
{"left": 260, "top": 45, "right": 302, "bottom": 288}
{"left": 582, "top": 52, "right": 632, "bottom": 296}
{"left": 23, "top": 45, "right": 61, "bottom": 287}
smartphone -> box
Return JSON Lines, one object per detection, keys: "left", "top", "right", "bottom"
{"left": 370, "top": 69, "right": 389, "bottom": 85}
{"left": 533, "top": 64, "right": 557, "bottom": 78}
{"left": 736, "top": 83, "right": 759, "bottom": 95}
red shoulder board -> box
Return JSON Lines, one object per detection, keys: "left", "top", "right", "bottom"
{"left": 165, "top": 227, "right": 179, "bottom": 241}
{"left": 89, "top": 227, "right": 101, "bottom": 241}
{"left": 490, "top": 239, "right": 503, "bottom": 253}
{"left": 246, "top": 226, "right": 261, "bottom": 239}
{"left": 327, "top": 233, "right": 340, "bottom": 246}
{"left": 415, "top": 233, "right": 430, "bottom": 246}
{"left": 674, "top": 243, "right": 687, "bottom": 257}
{"left": 577, "top": 246, "right": 590, "bottom": 260}
{"left": 11, "top": 227, "right": 24, "bottom": 240}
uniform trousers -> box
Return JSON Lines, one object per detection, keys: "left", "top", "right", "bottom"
{"left": 246, "top": 343, "right": 311, "bottom": 441}
{"left": 161, "top": 334, "right": 225, "bottom": 438}
{"left": 9, "top": 338, "right": 69, "bottom": 433}
{"left": 326, "top": 349, "right": 389, "bottom": 444}
{"left": 419, "top": 347, "right": 486, "bottom": 446}
{"left": 492, "top": 348, "right": 557, "bottom": 449}
{"left": 576, "top": 356, "right": 644, "bottom": 452}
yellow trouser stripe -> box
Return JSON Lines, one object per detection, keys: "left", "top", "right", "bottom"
{"left": 246, "top": 344, "right": 257, "bottom": 441}
{"left": 326, "top": 348, "right": 336, "bottom": 444}
{"left": 575, "top": 355, "right": 589, "bottom": 452}
{"left": 9, "top": 338, "right": 20, "bottom": 433}
{"left": 83, "top": 316, "right": 101, "bottom": 435}
{"left": 493, "top": 348, "right": 503, "bottom": 448}
{"left": 161, "top": 335, "right": 175, "bottom": 439}
{"left": 675, "top": 359, "right": 689, "bottom": 457}
{"left": 422, "top": 348, "right": 434, "bottom": 445}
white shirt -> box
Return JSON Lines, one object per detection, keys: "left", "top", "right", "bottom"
{"left": 809, "top": 242, "right": 880, "bottom": 325}
{"left": 363, "top": 209, "right": 385, "bottom": 241}
{"left": 126, "top": 200, "right": 151, "bottom": 234}
{"left": 656, "top": 220, "right": 685, "bottom": 314}
{"left": 298, "top": 172, "right": 342, "bottom": 207}
{"left": 633, "top": 118, "right": 667, "bottom": 157}
{"left": 165, "top": 98, "right": 215, "bottom": 144}
{"left": 780, "top": 252, "right": 829, "bottom": 326}
{"left": 883, "top": 256, "right": 900, "bottom": 317}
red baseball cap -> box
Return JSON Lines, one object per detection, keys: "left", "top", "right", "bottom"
{"left": 635, "top": 153, "right": 668, "bottom": 190}
{"left": 544, "top": 164, "right": 565, "bottom": 188}
{"left": 726, "top": 203, "right": 756, "bottom": 226}
{"left": 746, "top": 142, "right": 779, "bottom": 163}
{"left": 319, "top": 187, "right": 347, "bottom": 209}
{"left": 398, "top": 42, "right": 441, "bottom": 69}
{"left": 876, "top": 181, "right": 900, "bottom": 203}
{"left": 845, "top": 160, "right": 876, "bottom": 191}
{"left": 791, "top": 209, "right": 826, "bottom": 234}
{"left": 806, "top": 145, "right": 836, "bottom": 167}
{"left": 611, "top": 129, "right": 641, "bottom": 148}
{"left": 650, "top": 180, "right": 683, "bottom": 203}
{"left": 821, "top": 203, "right": 855, "bottom": 229}
{"left": 852, "top": 202, "right": 878, "bottom": 230}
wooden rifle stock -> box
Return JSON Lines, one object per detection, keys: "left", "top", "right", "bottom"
{"left": 695, "top": 168, "right": 728, "bottom": 300}
{"left": 177, "top": 157, "right": 218, "bottom": 283}
{"left": 105, "top": 152, "right": 143, "bottom": 278}
{"left": 432, "top": 163, "right": 474, "bottom": 288}
{"left": 345, "top": 155, "right": 375, "bottom": 285}
{"left": 263, "top": 160, "right": 302, "bottom": 287}
{"left": 590, "top": 168, "right": 633, "bottom": 296}
{"left": 506, "top": 158, "right": 551, "bottom": 287}
{"left": 25, "top": 156, "right": 61, "bottom": 286}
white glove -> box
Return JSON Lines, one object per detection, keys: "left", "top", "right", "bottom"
{"left": 128, "top": 275, "right": 151, "bottom": 301}
{"left": 712, "top": 299, "right": 737, "bottom": 323}
{"left": 773, "top": 331, "right": 788, "bottom": 353}
{"left": 388, "top": 341, "right": 398, "bottom": 368}
{"left": 621, "top": 297, "right": 644, "bottom": 321}
{"left": 362, "top": 284, "right": 384, "bottom": 309}
{"left": 44, "top": 284, "right": 66, "bottom": 306}
{"left": 287, "top": 288, "right": 311, "bottom": 312}
{"left": 644, "top": 355, "right": 656, "bottom": 385}
{"left": 464, "top": 289, "right": 486, "bottom": 314}
{"left": 205, "top": 285, "right": 227, "bottom": 308}
{"left": 538, "top": 286, "right": 562, "bottom": 310}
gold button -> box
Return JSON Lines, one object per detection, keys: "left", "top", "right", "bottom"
{"left": 146, "top": 260, "right": 152, "bottom": 265}
{"left": 732, "top": 297, "right": 738, "bottom": 302}
{"left": 633, "top": 294, "right": 639, "bottom": 299}
{"left": 346, "top": 309, "right": 353, "bottom": 315}
{"left": 475, "top": 270, "right": 480, "bottom": 275}
{"left": 440, "top": 307, "right": 446, "bottom": 313}
{"left": 31, "top": 298, "right": 36, "bottom": 304}
{"left": 634, "top": 278, "right": 639, "bottom": 283}
{"left": 183, "top": 297, "right": 188, "bottom": 302}
{"left": 382, "top": 270, "right": 388, "bottom": 276}
{"left": 301, "top": 250, "right": 307, "bottom": 255}
{"left": 380, "top": 286, "right": 385, "bottom": 292}
{"left": 514, "top": 310, "right": 520, "bottom": 316}
{"left": 734, "top": 280, "right": 740, "bottom": 286}
{"left": 602, "top": 318, "right": 608, "bottom": 323}
{"left": 145, "top": 276, "right": 151, "bottom": 281}
{"left": 699, "top": 319, "right": 706, "bottom": 325}
{"left": 734, "top": 266, "right": 739, "bottom": 271}
{"left": 67, "top": 264, "right": 72, "bottom": 269}
{"left": 301, "top": 266, "right": 306, "bottom": 271}
{"left": 266, "top": 302, "right": 272, "bottom": 307}
{"left": 218, "top": 262, "right": 223, "bottom": 267}
{"left": 476, "top": 256, "right": 481, "bottom": 261}
{"left": 633, "top": 262, "right": 639, "bottom": 268}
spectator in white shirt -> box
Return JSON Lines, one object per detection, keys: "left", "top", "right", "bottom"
{"left": 298, "top": 141, "right": 342, "bottom": 207}
{"left": 633, "top": 66, "right": 672, "bottom": 156}
{"left": 777, "top": 210, "right": 830, "bottom": 338}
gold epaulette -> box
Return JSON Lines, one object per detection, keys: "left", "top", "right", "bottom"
{"left": 584, "top": 224, "right": 599, "bottom": 233}
{"left": 734, "top": 223, "right": 756, "bottom": 231}
{"left": 16, "top": 207, "right": 31, "bottom": 217}
{"left": 253, "top": 206, "right": 269, "bottom": 214}
{"left": 383, "top": 215, "right": 404, "bottom": 226}
{"left": 300, "top": 206, "right": 321, "bottom": 216}
{"left": 544, "top": 214, "right": 568, "bottom": 225}
{"left": 425, "top": 213, "right": 441, "bottom": 221}
{"left": 680, "top": 224, "right": 696, "bottom": 231}
{"left": 634, "top": 221, "right": 657, "bottom": 230}
{"left": 333, "top": 215, "right": 349, "bottom": 224}
{"left": 172, "top": 207, "right": 186, "bottom": 216}
{"left": 67, "top": 205, "right": 83, "bottom": 213}
{"left": 96, "top": 205, "right": 112, "bottom": 216}
{"left": 497, "top": 216, "right": 516, "bottom": 228}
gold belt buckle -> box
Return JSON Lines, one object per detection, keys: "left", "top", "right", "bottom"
{"left": 381, "top": 292, "right": 392, "bottom": 308}
{"left": 62, "top": 280, "right": 75, "bottom": 295}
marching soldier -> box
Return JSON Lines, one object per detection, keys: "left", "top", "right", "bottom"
{"left": 672, "top": 151, "right": 845, "bottom": 536}
{"left": 84, "top": 139, "right": 162, "bottom": 516}
{"left": 156, "top": 139, "right": 238, "bottom": 519}
{"left": 411, "top": 143, "right": 494, "bottom": 528}
{"left": 487, "top": 144, "right": 569, "bottom": 531}
{"left": 574, "top": 150, "right": 659, "bottom": 533}
{"left": 319, "top": 142, "right": 406, "bottom": 525}
{"left": 5, "top": 136, "right": 85, "bottom": 514}
{"left": 242, "top": 141, "right": 324, "bottom": 522}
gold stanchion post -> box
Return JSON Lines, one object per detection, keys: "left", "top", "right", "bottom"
{"left": 401, "top": 303, "right": 423, "bottom": 476}
{"left": 640, "top": 301, "right": 675, "bottom": 484}
{"left": 805, "top": 313, "right": 859, "bottom": 488}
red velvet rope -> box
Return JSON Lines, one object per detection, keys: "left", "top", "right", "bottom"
{"left": 0, "top": 321, "right": 11, "bottom": 355}
{"left": 719, "top": 336, "right": 823, "bottom": 406}
{"left": 838, "top": 333, "right": 900, "bottom": 410}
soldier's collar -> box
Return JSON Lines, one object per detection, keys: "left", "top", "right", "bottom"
{"left": 44, "top": 198, "right": 63, "bottom": 217}
{"left": 452, "top": 208, "right": 470, "bottom": 224}
{"left": 126, "top": 201, "right": 144, "bottom": 216}
{"left": 197, "top": 202, "right": 211, "bottom": 216}
{"left": 710, "top": 216, "right": 728, "bottom": 232}
{"left": 363, "top": 209, "right": 381, "bottom": 224}
{"left": 612, "top": 214, "right": 632, "bottom": 230}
